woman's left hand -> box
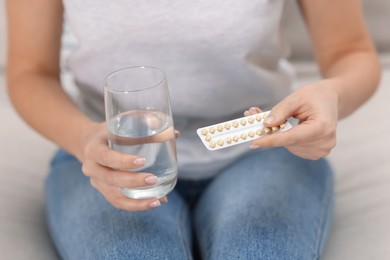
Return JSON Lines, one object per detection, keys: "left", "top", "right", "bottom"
{"left": 249, "top": 80, "right": 339, "bottom": 160}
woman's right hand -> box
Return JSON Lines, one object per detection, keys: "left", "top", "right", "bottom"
{"left": 80, "top": 123, "right": 167, "bottom": 211}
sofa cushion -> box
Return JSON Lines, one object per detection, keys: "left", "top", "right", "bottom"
{"left": 0, "top": 105, "right": 58, "bottom": 260}
{"left": 284, "top": 0, "right": 390, "bottom": 60}
{"left": 292, "top": 63, "right": 390, "bottom": 260}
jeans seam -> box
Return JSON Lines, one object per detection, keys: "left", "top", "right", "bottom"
{"left": 313, "top": 174, "right": 333, "bottom": 260}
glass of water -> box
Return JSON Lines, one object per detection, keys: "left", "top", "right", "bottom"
{"left": 104, "top": 66, "right": 177, "bottom": 199}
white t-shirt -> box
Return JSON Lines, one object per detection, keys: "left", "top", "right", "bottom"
{"left": 62, "top": 0, "right": 295, "bottom": 179}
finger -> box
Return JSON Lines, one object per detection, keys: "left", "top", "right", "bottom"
{"left": 250, "top": 121, "right": 322, "bottom": 148}
{"left": 244, "top": 107, "right": 262, "bottom": 116}
{"left": 148, "top": 126, "right": 175, "bottom": 142}
{"left": 159, "top": 196, "right": 168, "bottom": 204}
{"left": 175, "top": 130, "right": 181, "bottom": 138}
{"left": 89, "top": 143, "right": 146, "bottom": 170}
{"left": 264, "top": 98, "right": 299, "bottom": 127}
{"left": 116, "top": 197, "right": 162, "bottom": 211}
{"left": 249, "top": 107, "right": 262, "bottom": 114}
{"left": 82, "top": 162, "right": 158, "bottom": 188}
{"left": 90, "top": 179, "right": 163, "bottom": 211}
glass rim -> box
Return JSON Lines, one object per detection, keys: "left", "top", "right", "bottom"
{"left": 104, "top": 66, "right": 167, "bottom": 94}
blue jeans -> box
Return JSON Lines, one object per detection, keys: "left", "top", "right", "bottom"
{"left": 45, "top": 147, "right": 333, "bottom": 260}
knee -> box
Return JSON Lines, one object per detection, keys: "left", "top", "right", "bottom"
{"left": 61, "top": 227, "right": 192, "bottom": 260}
{"left": 202, "top": 221, "right": 320, "bottom": 260}
{"left": 196, "top": 203, "right": 323, "bottom": 260}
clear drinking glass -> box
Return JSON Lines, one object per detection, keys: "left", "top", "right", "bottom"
{"left": 104, "top": 66, "right": 177, "bottom": 199}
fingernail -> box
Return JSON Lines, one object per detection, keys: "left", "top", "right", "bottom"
{"left": 133, "top": 158, "right": 146, "bottom": 166}
{"left": 249, "top": 144, "right": 260, "bottom": 149}
{"left": 145, "top": 175, "right": 158, "bottom": 184}
{"left": 149, "top": 200, "right": 161, "bottom": 208}
{"left": 265, "top": 115, "right": 276, "bottom": 124}
{"left": 161, "top": 197, "right": 168, "bottom": 203}
{"left": 244, "top": 110, "right": 250, "bottom": 116}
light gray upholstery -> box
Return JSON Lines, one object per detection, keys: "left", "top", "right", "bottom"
{"left": 1, "top": 1, "right": 390, "bottom": 259}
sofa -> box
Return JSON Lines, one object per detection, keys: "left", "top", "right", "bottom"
{"left": 1, "top": 1, "right": 389, "bottom": 259}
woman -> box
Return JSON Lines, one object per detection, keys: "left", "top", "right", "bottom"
{"left": 6, "top": 0, "right": 380, "bottom": 259}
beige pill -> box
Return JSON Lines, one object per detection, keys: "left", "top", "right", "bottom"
{"left": 233, "top": 135, "right": 239, "bottom": 142}
{"left": 280, "top": 123, "right": 286, "bottom": 129}
{"left": 225, "top": 123, "right": 231, "bottom": 130}
{"left": 272, "top": 126, "right": 279, "bottom": 132}
{"left": 248, "top": 117, "right": 254, "bottom": 124}
{"left": 256, "top": 129, "right": 263, "bottom": 136}
{"left": 241, "top": 133, "right": 247, "bottom": 140}
{"left": 226, "top": 137, "right": 232, "bottom": 144}
{"left": 256, "top": 115, "right": 262, "bottom": 121}
{"left": 218, "top": 140, "right": 224, "bottom": 146}
{"left": 217, "top": 125, "right": 224, "bottom": 132}
{"left": 241, "top": 119, "right": 247, "bottom": 126}
{"left": 210, "top": 141, "right": 216, "bottom": 148}
{"left": 209, "top": 127, "right": 216, "bottom": 134}
{"left": 248, "top": 131, "right": 255, "bottom": 137}
{"left": 233, "top": 121, "right": 239, "bottom": 128}
{"left": 263, "top": 113, "right": 269, "bottom": 119}
{"left": 264, "top": 127, "right": 271, "bottom": 134}
{"left": 205, "top": 135, "right": 212, "bottom": 142}
{"left": 201, "top": 129, "right": 208, "bottom": 136}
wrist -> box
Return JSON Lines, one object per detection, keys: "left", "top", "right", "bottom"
{"left": 324, "top": 77, "right": 350, "bottom": 120}
{"left": 76, "top": 121, "right": 104, "bottom": 162}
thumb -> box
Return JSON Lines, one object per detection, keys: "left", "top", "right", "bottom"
{"left": 264, "top": 99, "right": 296, "bottom": 127}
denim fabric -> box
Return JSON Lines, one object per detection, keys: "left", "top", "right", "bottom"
{"left": 45, "top": 147, "right": 333, "bottom": 260}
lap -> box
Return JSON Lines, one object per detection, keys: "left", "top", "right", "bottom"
{"left": 45, "top": 148, "right": 333, "bottom": 260}
{"left": 45, "top": 150, "right": 192, "bottom": 260}
{"left": 194, "top": 147, "right": 334, "bottom": 260}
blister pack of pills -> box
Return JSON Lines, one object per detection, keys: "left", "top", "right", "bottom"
{"left": 196, "top": 111, "right": 293, "bottom": 151}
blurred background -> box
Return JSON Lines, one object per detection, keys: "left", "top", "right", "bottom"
{"left": 0, "top": 1, "right": 390, "bottom": 260}
{"left": 0, "top": 1, "right": 5, "bottom": 104}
